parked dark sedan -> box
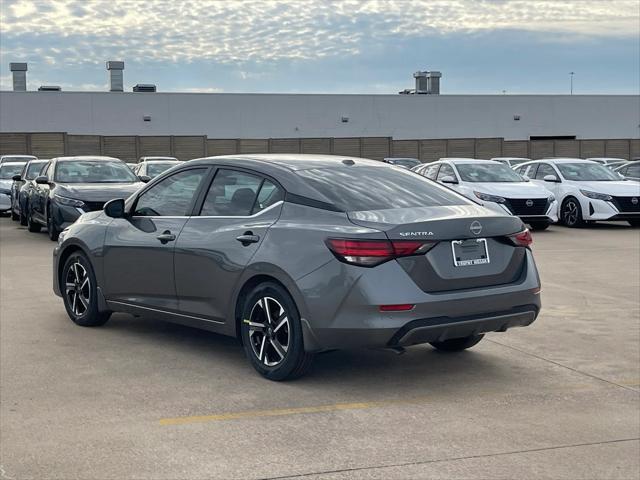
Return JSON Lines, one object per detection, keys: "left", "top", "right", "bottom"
{"left": 11, "top": 159, "right": 48, "bottom": 224}
{"left": 53, "top": 154, "right": 541, "bottom": 380}
{"left": 28, "top": 156, "right": 145, "bottom": 240}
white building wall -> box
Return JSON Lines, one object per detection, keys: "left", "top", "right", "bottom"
{"left": 0, "top": 91, "right": 638, "bottom": 140}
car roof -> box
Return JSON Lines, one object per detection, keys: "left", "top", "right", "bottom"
{"left": 145, "top": 159, "right": 180, "bottom": 164}
{"left": 188, "top": 154, "right": 382, "bottom": 171}
{"left": 439, "top": 158, "right": 497, "bottom": 165}
{"left": 140, "top": 156, "right": 178, "bottom": 161}
{"left": 586, "top": 157, "right": 626, "bottom": 161}
{"left": 537, "top": 158, "right": 594, "bottom": 164}
{"left": 52, "top": 156, "right": 123, "bottom": 162}
{"left": 0, "top": 155, "right": 36, "bottom": 159}
{"left": 384, "top": 157, "right": 418, "bottom": 161}
{"left": 0, "top": 161, "right": 27, "bottom": 166}
{"left": 490, "top": 157, "right": 530, "bottom": 160}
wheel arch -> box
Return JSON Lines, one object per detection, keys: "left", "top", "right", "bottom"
{"left": 231, "top": 266, "right": 309, "bottom": 345}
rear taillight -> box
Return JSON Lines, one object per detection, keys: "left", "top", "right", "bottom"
{"left": 326, "top": 238, "right": 436, "bottom": 267}
{"left": 508, "top": 229, "right": 533, "bottom": 248}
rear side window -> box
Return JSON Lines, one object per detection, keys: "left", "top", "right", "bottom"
{"left": 436, "top": 164, "right": 456, "bottom": 181}
{"left": 423, "top": 164, "right": 440, "bottom": 180}
{"left": 535, "top": 163, "right": 556, "bottom": 179}
{"left": 200, "top": 169, "right": 284, "bottom": 216}
{"left": 296, "top": 166, "right": 468, "bottom": 212}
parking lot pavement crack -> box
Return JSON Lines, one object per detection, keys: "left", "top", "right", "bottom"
{"left": 486, "top": 339, "right": 640, "bottom": 393}
{"left": 259, "top": 438, "right": 640, "bottom": 480}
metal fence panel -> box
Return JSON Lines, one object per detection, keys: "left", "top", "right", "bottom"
{"left": 0, "top": 133, "right": 29, "bottom": 155}
{"left": 207, "top": 139, "right": 238, "bottom": 156}
{"left": 30, "top": 133, "right": 65, "bottom": 158}
{"left": 239, "top": 139, "right": 269, "bottom": 154}
{"left": 419, "top": 139, "right": 447, "bottom": 162}
{"left": 301, "top": 138, "right": 331, "bottom": 154}
{"left": 173, "top": 136, "right": 206, "bottom": 161}
{"left": 361, "top": 137, "right": 390, "bottom": 160}
{"left": 332, "top": 138, "right": 361, "bottom": 157}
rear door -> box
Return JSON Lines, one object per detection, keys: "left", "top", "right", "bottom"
{"left": 174, "top": 168, "right": 284, "bottom": 322}
{"left": 102, "top": 166, "right": 209, "bottom": 311}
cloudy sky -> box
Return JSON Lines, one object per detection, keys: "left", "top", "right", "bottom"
{"left": 1, "top": 0, "right": 638, "bottom": 94}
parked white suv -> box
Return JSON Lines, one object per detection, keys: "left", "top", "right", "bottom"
{"left": 413, "top": 158, "right": 558, "bottom": 230}
{"left": 586, "top": 158, "right": 628, "bottom": 170}
{"left": 514, "top": 158, "right": 640, "bottom": 228}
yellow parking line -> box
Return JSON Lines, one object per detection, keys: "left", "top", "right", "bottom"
{"left": 159, "top": 399, "right": 422, "bottom": 426}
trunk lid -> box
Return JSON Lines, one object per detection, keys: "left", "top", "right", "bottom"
{"left": 348, "top": 205, "right": 527, "bottom": 293}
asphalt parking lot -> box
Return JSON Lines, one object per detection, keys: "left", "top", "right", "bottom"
{"left": 1, "top": 218, "right": 639, "bottom": 480}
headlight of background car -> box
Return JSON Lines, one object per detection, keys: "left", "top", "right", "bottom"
{"left": 52, "top": 193, "right": 85, "bottom": 207}
{"left": 579, "top": 190, "right": 612, "bottom": 201}
{"left": 474, "top": 191, "right": 506, "bottom": 204}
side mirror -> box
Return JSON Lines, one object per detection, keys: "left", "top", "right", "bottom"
{"left": 441, "top": 175, "right": 458, "bottom": 185}
{"left": 12, "top": 174, "right": 22, "bottom": 181}
{"left": 35, "top": 175, "right": 49, "bottom": 185}
{"left": 543, "top": 174, "right": 560, "bottom": 183}
{"left": 104, "top": 198, "right": 126, "bottom": 218}
{"left": 138, "top": 175, "right": 151, "bottom": 183}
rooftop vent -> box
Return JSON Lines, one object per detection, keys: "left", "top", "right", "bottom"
{"left": 38, "top": 85, "right": 61, "bottom": 91}
{"left": 106, "top": 60, "right": 124, "bottom": 92}
{"left": 10, "top": 63, "right": 27, "bottom": 91}
{"left": 413, "top": 71, "right": 441, "bottom": 95}
{"left": 133, "top": 84, "right": 156, "bottom": 92}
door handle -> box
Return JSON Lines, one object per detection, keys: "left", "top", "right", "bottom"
{"left": 236, "top": 232, "right": 260, "bottom": 246}
{"left": 157, "top": 230, "right": 176, "bottom": 244}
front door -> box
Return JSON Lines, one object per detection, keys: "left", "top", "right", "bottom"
{"left": 174, "top": 168, "right": 284, "bottom": 322}
{"left": 102, "top": 167, "right": 209, "bottom": 311}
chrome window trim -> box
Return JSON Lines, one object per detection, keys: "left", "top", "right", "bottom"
{"left": 130, "top": 200, "right": 284, "bottom": 220}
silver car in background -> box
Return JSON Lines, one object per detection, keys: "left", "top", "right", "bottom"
{"left": 53, "top": 155, "right": 542, "bottom": 380}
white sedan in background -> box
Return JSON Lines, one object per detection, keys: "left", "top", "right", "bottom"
{"left": 413, "top": 158, "right": 558, "bottom": 230}
{"left": 514, "top": 158, "right": 640, "bottom": 228}
{"left": 491, "top": 157, "right": 531, "bottom": 168}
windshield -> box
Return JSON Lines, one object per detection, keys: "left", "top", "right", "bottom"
{"left": 54, "top": 160, "right": 137, "bottom": 183}
{"left": 0, "top": 163, "right": 26, "bottom": 179}
{"left": 389, "top": 159, "right": 420, "bottom": 168}
{"left": 456, "top": 163, "right": 524, "bottom": 183}
{"left": 147, "top": 162, "right": 176, "bottom": 178}
{"left": 297, "top": 166, "right": 468, "bottom": 211}
{"left": 25, "top": 162, "right": 46, "bottom": 180}
{"left": 557, "top": 163, "right": 621, "bottom": 181}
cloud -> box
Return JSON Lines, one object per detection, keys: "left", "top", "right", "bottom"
{"left": 0, "top": 0, "right": 637, "bottom": 69}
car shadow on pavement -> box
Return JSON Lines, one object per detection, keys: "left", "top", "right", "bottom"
{"left": 102, "top": 313, "right": 513, "bottom": 392}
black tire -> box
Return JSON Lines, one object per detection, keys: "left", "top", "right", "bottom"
{"left": 528, "top": 221, "right": 550, "bottom": 231}
{"left": 61, "top": 252, "right": 111, "bottom": 327}
{"left": 27, "top": 206, "right": 41, "bottom": 232}
{"left": 240, "top": 282, "right": 314, "bottom": 381}
{"left": 628, "top": 220, "right": 640, "bottom": 228}
{"left": 11, "top": 208, "right": 19, "bottom": 221}
{"left": 47, "top": 205, "right": 59, "bottom": 241}
{"left": 430, "top": 334, "right": 484, "bottom": 352}
{"left": 560, "top": 197, "right": 584, "bottom": 228}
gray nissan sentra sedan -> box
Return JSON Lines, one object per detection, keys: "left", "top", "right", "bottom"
{"left": 53, "top": 154, "right": 541, "bottom": 380}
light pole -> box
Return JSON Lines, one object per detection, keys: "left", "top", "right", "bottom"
{"left": 569, "top": 72, "right": 575, "bottom": 95}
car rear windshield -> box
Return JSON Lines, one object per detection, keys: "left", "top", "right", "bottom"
{"left": 456, "top": 163, "right": 525, "bottom": 183}
{"left": 147, "top": 162, "right": 176, "bottom": 177}
{"left": 0, "top": 164, "right": 25, "bottom": 179}
{"left": 55, "top": 160, "right": 137, "bottom": 183}
{"left": 296, "top": 166, "right": 469, "bottom": 212}
{"left": 557, "top": 163, "right": 621, "bottom": 181}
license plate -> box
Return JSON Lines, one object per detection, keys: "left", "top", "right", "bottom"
{"left": 451, "top": 238, "right": 490, "bottom": 267}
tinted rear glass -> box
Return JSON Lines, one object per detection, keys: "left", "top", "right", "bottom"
{"left": 297, "top": 166, "right": 469, "bottom": 212}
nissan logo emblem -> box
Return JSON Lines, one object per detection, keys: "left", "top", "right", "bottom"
{"left": 632, "top": 197, "right": 639, "bottom": 205}
{"left": 470, "top": 220, "right": 483, "bottom": 236}
{"left": 526, "top": 199, "right": 534, "bottom": 207}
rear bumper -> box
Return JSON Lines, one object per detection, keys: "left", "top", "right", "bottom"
{"left": 388, "top": 304, "right": 538, "bottom": 347}
{"left": 298, "top": 249, "right": 542, "bottom": 352}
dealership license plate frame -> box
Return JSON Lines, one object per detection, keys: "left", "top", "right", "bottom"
{"left": 451, "top": 238, "right": 490, "bottom": 267}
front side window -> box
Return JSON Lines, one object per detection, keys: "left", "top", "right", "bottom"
{"left": 424, "top": 164, "right": 440, "bottom": 180}
{"left": 296, "top": 165, "right": 468, "bottom": 212}
{"left": 557, "top": 163, "right": 621, "bottom": 181}
{"left": 436, "top": 164, "right": 456, "bottom": 181}
{"left": 200, "top": 169, "right": 281, "bottom": 216}
{"left": 55, "top": 160, "right": 137, "bottom": 183}
{"left": 134, "top": 168, "right": 207, "bottom": 216}
{"left": 456, "top": 163, "right": 525, "bottom": 183}
{"left": 25, "top": 162, "right": 47, "bottom": 180}
{"left": 535, "top": 164, "right": 557, "bottom": 180}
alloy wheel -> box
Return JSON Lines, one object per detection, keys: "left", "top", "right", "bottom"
{"left": 247, "top": 296, "right": 290, "bottom": 367}
{"left": 65, "top": 262, "right": 91, "bottom": 317}
{"left": 563, "top": 200, "right": 579, "bottom": 226}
